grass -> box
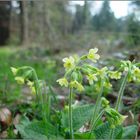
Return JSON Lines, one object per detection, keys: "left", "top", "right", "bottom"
{"left": 0, "top": 46, "right": 59, "bottom": 105}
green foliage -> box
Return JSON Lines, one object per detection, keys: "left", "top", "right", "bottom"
{"left": 91, "top": 0, "right": 116, "bottom": 31}
{"left": 131, "top": 0, "right": 140, "bottom": 7}
{"left": 8, "top": 48, "right": 139, "bottom": 139}
{"left": 61, "top": 104, "right": 94, "bottom": 131}
{"left": 61, "top": 105, "right": 94, "bottom": 131}
{"left": 94, "top": 122, "right": 123, "bottom": 139}
{"left": 0, "top": 47, "right": 58, "bottom": 105}
{"left": 122, "top": 125, "right": 138, "bottom": 139}
{"left": 16, "top": 117, "right": 57, "bottom": 139}
{"left": 72, "top": 1, "right": 91, "bottom": 32}
{"left": 126, "top": 14, "right": 140, "bottom": 46}
{"left": 74, "top": 132, "right": 95, "bottom": 139}
{"left": 94, "top": 123, "right": 138, "bottom": 139}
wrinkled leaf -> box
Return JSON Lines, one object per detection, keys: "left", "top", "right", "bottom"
{"left": 122, "top": 125, "right": 138, "bottom": 139}
{"left": 16, "top": 117, "right": 57, "bottom": 139}
{"left": 61, "top": 104, "right": 94, "bottom": 131}
{"left": 94, "top": 122, "right": 123, "bottom": 139}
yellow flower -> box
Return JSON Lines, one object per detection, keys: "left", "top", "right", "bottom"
{"left": 70, "top": 80, "right": 84, "bottom": 92}
{"left": 77, "top": 83, "right": 84, "bottom": 92}
{"left": 101, "top": 97, "right": 109, "bottom": 108}
{"left": 104, "top": 81, "right": 112, "bottom": 88}
{"left": 95, "top": 84, "right": 100, "bottom": 92}
{"left": 15, "top": 76, "right": 24, "bottom": 85}
{"left": 97, "top": 67, "right": 108, "bottom": 79}
{"left": 87, "top": 48, "right": 100, "bottom": 62}
{"left": 62, "top": 56, "right": 75, "bottom": 70}
{"left": 11, "top": 67, "right": 18, "bottom": 76}
{"left": 132, "top": 66, "right": 140, "bottom": 76}
{"left": 86, "top": 74, "right": 98, "bottom": 85}
{"left": 105, "top": 108, "right": 127, "bottom": 128}
{"left": 121, "top": 60, "right": 131, "bottom": 72}
{"left": 31, "top": 86, "right": 36, "bottom": 94}
{"left": 118, "top": 115, "right": 128, "bottom": 125}
{"left": 108, "top": 71, "right": 122, "bottom": 80}
{"left": 27, "top": 80, "right": 34, "bottom": 87}
{"left": 57, "top": 77, "right": 68, "bottom": 87}
{"left": 27, "top": 80, "right": 36, "bottom": 94}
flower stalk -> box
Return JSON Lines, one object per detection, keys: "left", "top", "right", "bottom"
{"left": 32, "top": 69, "right": 47, "bottom": 122}
{"left": 115, "top": 71, "right": 129, "bottom": 111}
{"left": 90, "top": 79, "right": 104, "bottom": 131}
{"left": 69, "top": 88, "right": 74, "bottom": 139}
{"left": 110, "top": 71, "right": 129, "bottom": 139}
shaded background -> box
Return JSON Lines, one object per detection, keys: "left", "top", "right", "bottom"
{"left": 1, "top": 0, "right": 140, "bottom": 49}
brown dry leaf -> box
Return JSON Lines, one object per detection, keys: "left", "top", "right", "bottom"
{"left": 0, "top": 108, "right": 12, "bottom": 126}
{"left": 13, "top": 129, "right": 18, "bottom": 135}
{"left": 13, "top": 113, "right": 21, "bottom": 126}
{"left": 123, "top": 110, "right": 134, "bottom": 126}
{"left": 0, "top": 131, "right": 8, "bottom": 138}
{"left": 78, "top": 122, "right": 90, "bottom": 133}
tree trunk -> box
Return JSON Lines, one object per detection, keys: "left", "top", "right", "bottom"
{"left": 19, "top": 0, "right": 29, "bottom": 45}
{"left": 0, "top": 1, "right": 11, "bottom": 45}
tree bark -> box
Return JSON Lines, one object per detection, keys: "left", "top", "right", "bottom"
{"left": 0, "top": 1, "right": 11, "bottom": 45}
{"left": 19, "top": 0, "right": 29, "bottom": 45}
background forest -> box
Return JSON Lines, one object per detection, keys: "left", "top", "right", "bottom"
{"left": 0, "top": 0, "right": 140, "bottom": 139}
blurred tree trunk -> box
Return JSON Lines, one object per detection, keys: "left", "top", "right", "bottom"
{"left": 19, "top": 0, "right": 29, "bottom": 45}
{"left": 42, "top": 0, "right": 57, "bottom": 48}
{"left": 0, "top": 1, "right": 11, "bottom": 45}
{"left": 83, "top": 0, "right": 88, "bottom": 25}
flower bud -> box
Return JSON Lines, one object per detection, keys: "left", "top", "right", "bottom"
{"left": 101, "top": 97, "right": 109, "bottom": 108}
{"left": 15, "top": 76, "right": 24, "bottom": 85}
{"left": 11, "top": 67, "right": 18, "bottom": 76}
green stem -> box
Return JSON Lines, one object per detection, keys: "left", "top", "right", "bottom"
{"left": 115, "top": 72, "right": 129, "bottom": 111}
{"left": 91, "top": 109, "right": 105, "bottom": 131}
{"left": 18, "top": 66, "right": 47, "bottom": 122}
{"left": 109, "top": 72, "right": 129, "bottom": 139}
{"left": 32, "top": 69, "right": 46, "bottom": 122}
{"left": 90, "top": 79, "right": 104, "bottom": 129}
{"left": 69, "top": 88, "right": 74, "bottom": 139}
{"left": 88, "top": 80, "right": 104, "bottom": 139}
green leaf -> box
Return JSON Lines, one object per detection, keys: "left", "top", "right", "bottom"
{"left": 74, "top": 132, "right": 95, "bottom": 139}
{"left": 15, "top": 116, "right": 30, "bottom": 137}
{"left": 122, "top": 125, "right": 138, "bottom": 139}
{"left": 94, "top": 122, "right": 123, "bottom": 139}
{"left": 61, "top": 104, "right": 94, "bottom": 131}
{"left": 16, "top": 119, "right": 57, "bottom": 139}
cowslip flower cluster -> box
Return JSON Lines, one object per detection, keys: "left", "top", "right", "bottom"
{"left": 105, "top": 108, "right": 127, "bottom": 128}
{"left": 108, "top": 71, "right": 122, "bottom": 80}
{"left": 57, "top": 48, "right": 125, "bottom": 93}
{"left": 57, "top": 48, "right": 102, "bottom": 92}
{"left": 11, "top": 66, "right": 37, "bottom": 94}
{"left": 120, "top": 60, "right": 140, "bottom": 82}
{"left": 101, "top": 97, "right": 127, "bottom": 128}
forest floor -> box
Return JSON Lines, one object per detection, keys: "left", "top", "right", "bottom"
{"left": 0, "top": 45, "right": 140, "bottom": 138}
